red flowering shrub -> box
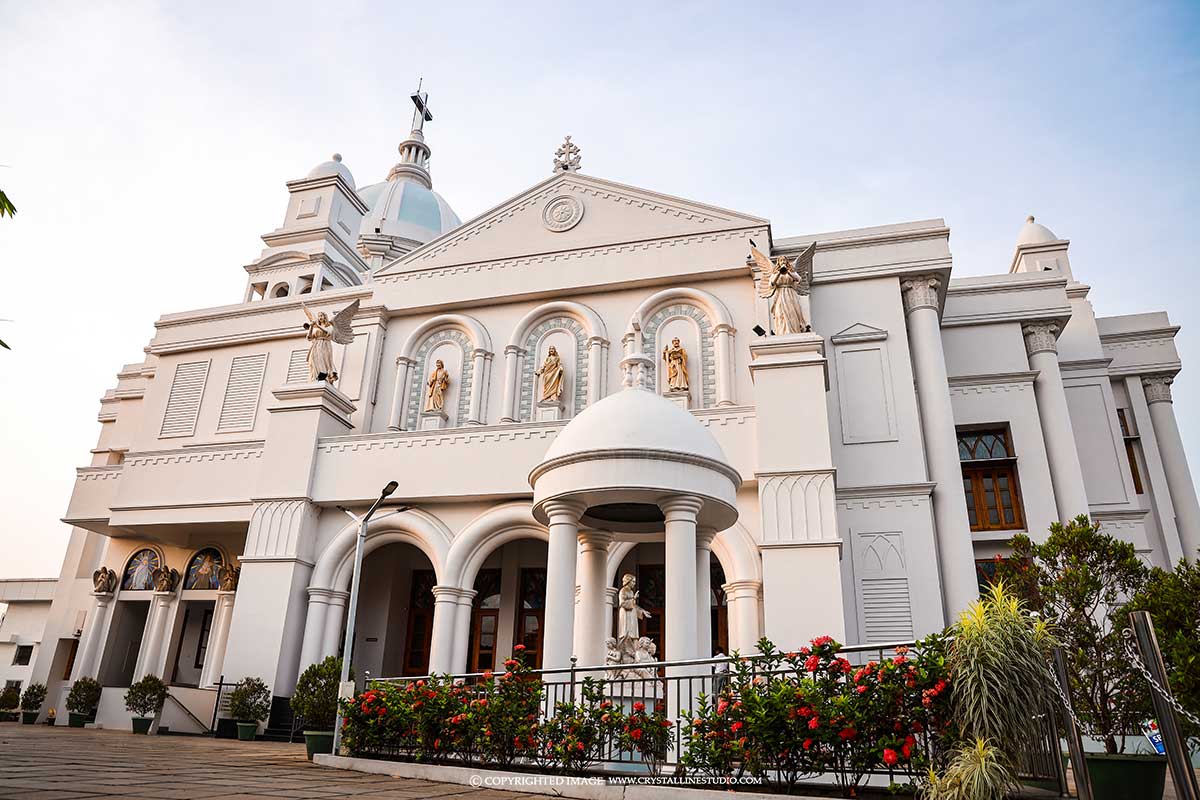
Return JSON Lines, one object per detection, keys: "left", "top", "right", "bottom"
{"left": 618, "top": 700, "right": 673, "bottom": 775}
{"left": 538, "top": 678, "right": 623, "bottom": 774}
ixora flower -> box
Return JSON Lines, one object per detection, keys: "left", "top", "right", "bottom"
{"left": 882, "top": 748, "right": 899, "bottom": 766}
{"left": 513, "top": 643, "right": 526, "bottom": 652}
{"left": 632, "top": 701, "right": 645, "bottom": 712}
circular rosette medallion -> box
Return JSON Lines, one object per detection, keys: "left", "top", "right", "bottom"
{"left": 541, "top": 194, "right": 584, "bottom": 232}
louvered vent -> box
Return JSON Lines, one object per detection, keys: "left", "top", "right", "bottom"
{"left": 217, "top": 354, "right": 268, "bottom": 432}
{"left": 860, "top": 577, "right": 914, "bottom": 641}
{"left": 286, "top": 349, "right": 309, "bottom": 383}
{"left": 159, "top": 361, "right": 210, "bottom": 438}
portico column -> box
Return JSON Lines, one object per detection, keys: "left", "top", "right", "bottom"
{"left": 1143, "top": 376, "right": 1200, "bottom": 559}
{"left": 73, "top": 592, "right": 115, "bottom": 679}
{"left": 542, "top": 499, "right": 587, "bottom": 670}
{"left": 134, "top": 589, "right": 176, "bottom": 681}
{"left": 724, "top": 580, "right": 762, "bottom": 654}
{"left": 500, "top": 345, "right": 525, "bottom": 423}
{"left": 428, "top": 586, "right": 461, "bottom": 674}
{"left": 199, "top": 590, "right": 237, "bottom": 687}
{"left": 713, "top": 325, "right": 736, "bottom": 407}
{"left": 387, "top": 356, "right": 416, "bottom": 431}
{"left": 450, "top": 588, "right": 478, "bottom": 674}
{"left": 1023, "top": 322, "right": 1090, "bottom": 521}
{"left": 576, "top": 532, "right": 613, "bottom": 668}
{"left": 604, "top": 587, "right": 619, "bottom": 639}
{"left": 661, "top": 496, "right": 703, "bottom": 662}
{"left": 320, "top": 592, "right": 348, "bottom": 661}
{"left": 695, "top": 528, "right": 716, "bottom": 658}
{"left": 901, "top": 275, "right": 978, "bottom": 618}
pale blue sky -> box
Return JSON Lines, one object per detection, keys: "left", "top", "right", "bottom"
{"left": 1, "top": 1, "right": 1198, "bottom": 577}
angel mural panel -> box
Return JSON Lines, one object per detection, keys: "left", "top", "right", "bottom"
{"left": 122, "top": 548, "right": 160, "bottom": 591}
{"left": 302, "top": 299, "right": 359, "bottom": 383}
{"left": 752, "top": 240, "right": 814, "bottom": 335}
{"left": 184, "top": 548, "right": 224, "bottom": 590}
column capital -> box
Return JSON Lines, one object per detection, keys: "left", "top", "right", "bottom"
{"left": 900, "top": 274, "right": 941, "bottom": 316}
{"left": 91, "top": 591, "right": 115, "bottom": 603}
{"left": 431, "top": 585, "right": 474, "bottom": 603}
{"left": 1022, "top": 321, "right": 1060, "bottom": 356}
{"left": 723, "top": 578, "right": 762, "bottom": 601}
{"left": 711, "top": 323, "right": 736, "bottom": 336}
{"left": 542, "top": 498, "right": 587, "bottom": 522}
{"left": 696, "top": 526, "right": 718, "bottom": 550}
{"left": 659, "top": 494, "right": 704, "bottom": 521}
{"left": 472, "top": 347, "right": 494, "bottom": 361}
{"left": 605, "top": 586, "right": 619, "bottom": 604}
{"left": 307, "top": 586, "right": 350, "bottom": 603}
{"left": 504, "top": 343, "right": 527, "bottom": 357}
{"left": 586, "top": 336, "right": 610, "bottom": 348}
{"left": 1143, "top": 374, "right": 1174, "bottom": 404}
{"left": 396, "top": 355, "right": 417, "bottom": 368}
{"left": 577, "top": 531, "right": 613, "bottom": 551}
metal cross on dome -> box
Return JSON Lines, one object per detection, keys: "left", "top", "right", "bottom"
{"left": 409, "top": 79, "right": 433, "bottom": 134}
{"left": 553, "top": 135, "right": 581, "bottom": 173}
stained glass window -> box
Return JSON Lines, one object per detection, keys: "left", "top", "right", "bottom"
{"left": 184, "top": 548, "right": 223, "bottom": 590}
{"left": 122, "top": 548, "right": 160, "bottom": 591}
{"left": 958, "top": 428, "right": 1024, "bottom": 533}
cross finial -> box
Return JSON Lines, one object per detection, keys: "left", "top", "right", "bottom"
{"left": 409, "top": 80, "right": 433, "bottom": 135}
{"left": 553, "top": 135, "right": 581, "bottom": 173}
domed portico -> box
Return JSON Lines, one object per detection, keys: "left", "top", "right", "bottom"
{"left": 529, "top": 354, "right": 741, "bottom": 670}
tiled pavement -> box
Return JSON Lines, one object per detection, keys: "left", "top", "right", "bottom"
{"left": 0, "top": 725, "right": 535, "bottom": 800}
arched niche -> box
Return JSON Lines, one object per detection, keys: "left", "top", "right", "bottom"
{"left": 120, "top": 545, "right": 167, "bottom": 592}
{"left": 393, "top": 314, "right": 493, "bottom": 430}
{"left": 626, "top": 288, "right": 736, "bottom": 408}
{"left": 520, "top": 319, "right": 585, "bottom": 420}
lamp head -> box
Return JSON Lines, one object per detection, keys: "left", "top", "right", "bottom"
{"left": 381, "top": 481, "right": 399, "bottom": 498}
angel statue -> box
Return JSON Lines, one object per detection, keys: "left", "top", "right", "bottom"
{"left": 616, "top": 573, "right": 651, "bottom": 643}
{"left": 751, "top": 239, "right": 814, "bottom": 335}
{"left": 424, "top": 359, "right": 450, "bottom": 413}
{"left": 535, "top": 345, "right": 565, "bottom": 403}
{"left": 302, "top": 299, "right": 360, "bottom": 383}
{"left": 92, "top": 566, "right": 117, "bottom": 594}
{"left": 661, "top": 337, "right": 689, "bottom": 392}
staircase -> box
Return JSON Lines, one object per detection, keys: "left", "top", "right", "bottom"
{"left": 261, "top": 695, "right": 303, "bottom": 743}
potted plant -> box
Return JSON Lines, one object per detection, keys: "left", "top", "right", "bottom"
{"left": 292, "top": 656, "right": 341, "bottom": 760}
{"left": 124, "top": 674, "right": 168, "bottom": 734}
{"left": 228, "top": 677, "right": 271, "bottom": 741}
{"left": 998, "top": 516, "right": 1162, "bottom": 800}
{"left": 20, "top": 683, "right": 47, "bottom": 725}
{"left": 65, "top": 677, "right": 102, "bottom": 728}
{"left": 0, "top": 685, "right": 18, "bottom": 722}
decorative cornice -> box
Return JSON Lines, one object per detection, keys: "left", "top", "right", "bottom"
{"left": 124, "top": 442, "right": 264, "bottom": 468}
{"left": 153, "top": 287, "right": 373, "bottom": 331}
{"left": 835, "top": 482, "right": 935, "bottom": 500}
{"left": 1021, "top": 322, "right": 1060, "bottom": 356}
{"left": 1098, "top": 326, "right": 1181, "bottom": 345}
{"left": 529, "top": 447, "right": 743, "bottom": 488}
{"left": 900, "top": 275, "right": 941, "bottom": 316}
{"left": 948, "top": 371, "right": 1038, "bottom": 388}
{"left": 1142, "top": 374, "right": 1174, "bottom": 404}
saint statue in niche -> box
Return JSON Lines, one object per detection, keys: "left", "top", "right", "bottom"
{"left": 535, "top": 345, "right": 566, "bottom": 403}
{"left": 616, "top": 573, "right": 651, "bottom": 642}
{"left": 752, "top": 240, "right": 814, "bottom": 335}
{"left": 302, "top": 299, "right": 359, "bottom": 383}
{"left": 661, "top": 337, "right": 689, "bottom": 392}
{"left": 424, "top": 359, "right": 450, "bottom": 413}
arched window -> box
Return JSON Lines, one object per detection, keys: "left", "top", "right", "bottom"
{"left": 122, "top": 548, "right": 160, "bottom": 591}
{"left": 184, "top": 548, "right": 224, "bottom": 590}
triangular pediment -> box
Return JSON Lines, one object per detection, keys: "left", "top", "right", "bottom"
{"left": 377, "top": 172, "right": 769, "bottom": 276}
{"left": 830, "top": 323, "right": 889, "bottom": 344}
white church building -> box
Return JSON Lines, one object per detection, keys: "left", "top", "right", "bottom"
{"left": 17, "top": 91, "right": 1200, "bottom": 732}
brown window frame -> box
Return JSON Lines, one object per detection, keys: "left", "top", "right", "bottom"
{"left": 958, "top": 427, "right": 1025, "bottom": 533}
{"left": 1116, "top": 409, "right": 1145, "bottom": 495}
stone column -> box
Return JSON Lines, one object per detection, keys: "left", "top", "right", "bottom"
{"left": 427, "top": 586, "right": 461, "bottom": 674}
{"left": 319, "top": 592, "right": 348, "bottom": 662}
{"left": 713, "top": 324, "right": 736, "bottom": 407}
{"left": 1024, "top": 322, "right": 1090, "bottom": 521}
{"left": 134, "top": 589, "right": 176, "bottom": 681}
{"left": 661, "top": 496, "right": 703, "bottom": 662}
{"left": 450, "top": 588, "right": 478, "bottom": 674}
{"left": 500, "top": 345, "right": 525, "bottom": 423}
{"left": 542, "top": 500, "right": 586, "bottom": 670}
{"left": 199, "top": 590, "right": 237, "bottom": 687}
{"left": 575, "top": 532, "right": 613, "bottom": 669}
{"left": 901, "top": 275, "right": 978, "bottom": 619}
{"left": 387, "top": 356, "right": 415, "bottom": 431}
{"left": 72, "top": 592, "right": 115, "bottom": 680}
{"left": 695, "top": 528, "right": 716, "bottom": 659}
{"left": 604, "top": 586, "right": 619, "bottom": 639}
{"left": 587, "top": 337, "right": 609, "bottom": 405}
{"left": 467, "top": 348, "right": 492, "bottom": 425}
{"left": 1143, "top": 376, "right": 1200, "bottom": 559}
{"left": 724, "top": 580, "right": 762, "bottom": 654}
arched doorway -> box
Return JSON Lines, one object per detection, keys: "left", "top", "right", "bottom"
{"left": 463, "top": 540, "right": 548, "bottom": 670}
{"left": 344, "top": 542, "right": 436, "bottom": 679}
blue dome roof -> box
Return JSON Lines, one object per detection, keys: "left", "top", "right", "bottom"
{"left": 358, "top": 178, "right": 460, "bottom": 245}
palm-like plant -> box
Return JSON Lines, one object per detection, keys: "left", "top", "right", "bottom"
{"left": 924, "top": 739, "right": 1020, "bottom": 800}
{"left": 0, "top": 189, "right": 15, "bottom": 218}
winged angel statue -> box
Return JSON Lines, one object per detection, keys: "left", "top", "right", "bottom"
{"left": 302, "top": 299, "right": 359, "bottom": 383}
{"left": 752, "top": 240, "right": 815, "bottom": 335}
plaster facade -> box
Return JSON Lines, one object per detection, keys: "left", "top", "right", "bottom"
{"left": 15, "top": 112, "right": 1199, "bottom": 731}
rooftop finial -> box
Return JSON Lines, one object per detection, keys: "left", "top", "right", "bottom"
{"left": 1027, "top": 214, "right": 1035, "bottom": 222}
{"left": 409, "top": 79, "right": 433, "bottom": 136}
{"left": 553, "top": 135, "right": 581, "bottom": 173}
{"left": 388, "top": 81, "right": 435, "bottom": 188}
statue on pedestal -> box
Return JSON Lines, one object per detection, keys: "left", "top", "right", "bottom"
{"left": 91, "top": 566, "right": 117, "bottom": 594}
{"left": 752, "top": 240, "right": 814, "bottom": 335}
{"left": 218, "top": 564, "right": 240, "bottom": 592}
{"left": 424, "top": 359, "right": 450, "bottom": 413}
{"left": 536, "top": 346, "right": 565, "bottom": 403}
{"left": 661, "top": 338, "right": 689, "bottom": 393}
{"left": 151, "top": 567, "right": 179, "bottom": 593}
{"left": 607, "top": 573, "right": 658, "bottom": 681}
{"left": 302, "top": 299, "right": 359, "bottom": 383}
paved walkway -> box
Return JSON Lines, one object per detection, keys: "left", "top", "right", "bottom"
{"left": 0, "top": 725, "right": 532, "bottom": 800}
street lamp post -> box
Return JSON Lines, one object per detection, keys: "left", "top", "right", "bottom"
{"left": 330, "top": 480, "right": 403, "bottom": 755}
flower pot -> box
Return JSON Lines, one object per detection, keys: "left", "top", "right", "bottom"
{"left": 131, "top": 717, "right": 153, "bottom": 735}
{"left": 1084, "top": 752, "right": 1167, "bottom": 800}
{"left": 303, "top": 730, "right": 334, "bottom": 761}
{"left": 21, "top": 711, "right": 38, "bottom": 725}
{"left": 236, "top": 721, "right": 258, "bottom": 741}
{"left": 68, "top": 712, "right": 88, "bottom": 728}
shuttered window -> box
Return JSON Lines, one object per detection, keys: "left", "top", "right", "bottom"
{"left": 861, "top": 577, "right": 914, "bottom": 641}
{"left": 159, "top": 361, "right": 210, "bottom": 438}
{"left": 217, "top": 354, "right": 268, "bottom": 432}
{"left": 286, "top": 349, "right": 309, "bottom": 383}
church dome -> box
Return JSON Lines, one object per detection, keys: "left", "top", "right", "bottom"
{"left": 531, "top": 376, "right": 740, "bottom": 533}
{"left": 1016, "top": 215, "right": 1059, "bottom": 246}
{"left": 307, "top": 153, "right": 355, "bottom": 188}
{"left": 357, "top": 178, "right": 461, "bottom": 245}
